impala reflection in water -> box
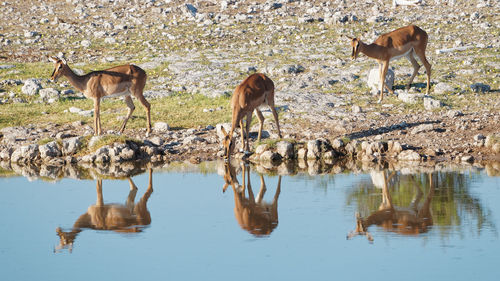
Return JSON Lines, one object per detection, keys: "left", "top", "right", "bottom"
{"left": 348, "top": 170, "right": 434, "bottom": 242}
{"left": 55, "top": 169, "right": 153, "bottom": 253}
{"left": 222, "top": 162, "right": 281, "bottom": 236}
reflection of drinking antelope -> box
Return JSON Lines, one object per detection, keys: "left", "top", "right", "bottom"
{"left": 55, "top": 169, "right": 153, "bottom": 253}
{"left": 223, "top": 162, "right": 281, "bottom": 236}
{"left": 347, "top": 171, "right": 434, "bottom": 242}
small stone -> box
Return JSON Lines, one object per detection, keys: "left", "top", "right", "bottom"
{"left": 352, "top": 105, "right": 362, "bottom": 113}
{"left": 434, "top": 82, "right": 454, "bottom": 94}
{"left": 424, "top": 97, "right": 443, "bottom": 110}
{"left": 331, "top": 138, "right": 344, "bottom": 150}
{"left": 81, "top": 40, "right": 91, "bottom": 48}
{"left": 255, "top": 144, "right": 268, "bottom": 155}
{"left": 447, "top": 110, "right": 464, "bottom": 118}
{"left": 411, "top": 124, "right": 434, "bottom": 135}
{"left": 492, "top": 143, "right": 500, "bottom": 154}
{"left": 260, "top": 151, "right": 282, "bottom": 162}
{"left": 297, "top": 148, "right": 307, "bottom": 160}
{"left": 474, "top": 134, "right": 486, "bottom": 141}
{"left": 39, "top": 88, "right": 60, "bottom": 100}
{"left": 398, "top": 91, "right": 423, "bottom": 104}
{"left": 397, "top": 150, "right": 421, "bottom": 161}
{"left": 153, "top": 122, "right": 170, "bottom": 132}
{"left": 470, "top": 83, "right": 490, "bottom": 93}
{"left": 461, "top": 155, "right": 474, "bottom": 163}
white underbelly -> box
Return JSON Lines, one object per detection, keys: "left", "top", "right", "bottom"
{"left": 103, "top": 90, "right": 131, "bottom": 99}
{"left": 390, "top": 48, "right": 413, "bottom": 61}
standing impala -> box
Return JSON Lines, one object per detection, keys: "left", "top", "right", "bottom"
{"left": 55, "top": 169, "right": 154, "bottom": 253}
{"left": 49, "top": 56, "right": 152, "bottom": 136}
{"left": 349, "top": 25, "right": 431, "bottom": 103}
{"left": 221, "top": 73, "right": 282, "bottom": 160}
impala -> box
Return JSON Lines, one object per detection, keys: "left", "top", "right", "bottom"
{"left": 221, "top": 73, "right": 282, "bottom": 161}
{"left": 347, "top": 171, "right": 434, "bottom": 242}
{"left": 349, "top": 24, "right": 431, "bottom": 103}
{"left": 49, "top": 56, "right": 151, "bottom": 136}
{"left": 55, "top": 169, "right": 153, "bottom": 253}
{"left": 223, "top": 162, "right": 281, "bottom": 236}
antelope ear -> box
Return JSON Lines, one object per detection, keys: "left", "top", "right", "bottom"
{"left": 346, "top": 231, "right": 358, "bottom": 240}
{"left": 221, "top": 126, "right": 228, "bottom": 137}
{"left": 355, "top": 212, "right": 361, "bottom": 219}
{"left": 223, "top": 183, "right": 229, "bottom": 193}
{"left": 60, "top": 57, "right": 67, "bottom": 65}
{"left": 49, "top": 56, "right": 58, "bottom": 63}
{"left": 366, "top": 232, "right": 374, "bottom": 243}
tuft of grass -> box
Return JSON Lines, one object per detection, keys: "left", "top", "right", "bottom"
{"left": 255, "top": 138, "right": 295, "bottom": 149}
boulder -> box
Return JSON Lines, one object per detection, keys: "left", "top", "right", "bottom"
{"left": 276, "top": 141, "right": 294, "bottom": 159}
{"left": 62, "top": 137, "right": 83, "bottom": 155}
{"left": 21, "top": 79, "right": 41, "bottom": 96}
{"left": 260, "top": 151, "right": 282, "bottom": 162}
{"left": 367, "top": 67, "right": 394, "bottom": 94}
{"left": 307, "top": 140, "right": 321, "bottom": 159}
{"left": 424, "top": 97, "right": 443, "bottom": 110}
{"left": 39, "top": 88, "right": 60, "bottom": 100}
{"left": 39, "top": 141, "right": 62, "bottom": 158}
{"left": 397, "top": 150, "right": 421, "bottom": 161}
{"left": 11, "top": 144, "right": 39, "bottom": 162}
{"left": 153, "top": 122, "right": 170, "bottom": 132}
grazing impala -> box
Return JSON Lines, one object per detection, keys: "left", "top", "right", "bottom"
{"left": 349, "top": 25, "right": 431, "bottom": 103}
{"left": 221, "top": 73, "right": 282, "bottom": 161}
{"left": 347, "top": 171, "right": 434, "bottom": 242}
{"left": 55, "top": 169, "right": 153, "bottom": 253}
{"left": 49, "top": 56, "right": 151, "bottom": 136}
{"left": 223, "top": 162, "right": 281, "bottom": 236}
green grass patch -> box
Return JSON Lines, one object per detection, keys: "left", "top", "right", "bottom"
{"left": 0, "top": 92, "right": 231, "bottom": 131}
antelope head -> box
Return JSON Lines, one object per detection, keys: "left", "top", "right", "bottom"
{"left": 55, "top": 227, "right": 77, "bottom": 253}
{"left": 346, "top": 212, "right": 374, "bottom": 243}
{"left": 48, "top": 56, "right": 67, "bottom": 83}
{"left": 348, "top": 37, "right": 361, "bottom": 60}
{"left": 222, "top": 162, "right": 239, "bottom": 193}
{"left": 221, "top": 127, "right": 235, "bottom": 162}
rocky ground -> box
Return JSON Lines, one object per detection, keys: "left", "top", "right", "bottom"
{"left": 0, "top": 0, "right": 499, "bottom": 173}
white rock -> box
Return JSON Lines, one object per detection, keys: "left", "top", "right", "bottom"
{"left": 21, "top": 79, "right": 41, "bottom": 96}
{"left": 367, "top": 68, "right": 394, "bottom": 94}
{"left": 153, "top": 122, "right": 170, "bottom": 132}
{"left": 397, "top": 150, "right": 421, "bottom": 161}
{"left": 39, "top": 88, "right": 60, "bottom": 100}
{"left": 423, "top": 97, "right": 443, "bottom": 110}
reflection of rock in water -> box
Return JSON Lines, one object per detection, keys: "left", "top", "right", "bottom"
{"left": 55, "top": 169, "right": 153, "bottom": 253}
{"left": 2, "top": 161, "right": 147, "bottom": 181}
{"left": 348, "top": 171, "right": 434, "bottom": 242}
{"left": 486, "top": 162, "right": 500, "bottom": 176}
{"left": 222, "top": 161, "right": 281, "bottom": 236}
